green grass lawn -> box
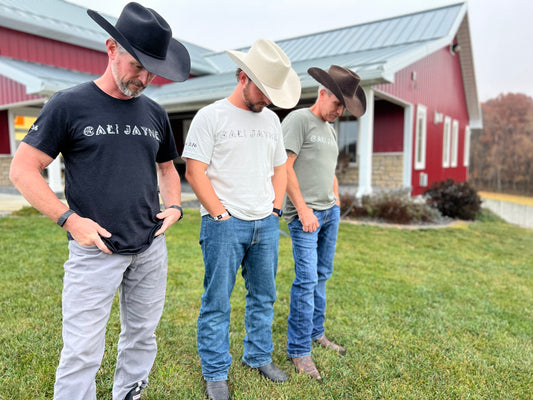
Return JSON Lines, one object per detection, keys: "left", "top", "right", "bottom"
{"left": 1, "top": 210, "right": 532, "bottom": 399}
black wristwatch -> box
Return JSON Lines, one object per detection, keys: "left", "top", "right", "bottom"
{"left": 169, "top": 205, "right": 183, "bottom": 221}
{"left": 273, "top": 207, "right": 283, "bottom": 217}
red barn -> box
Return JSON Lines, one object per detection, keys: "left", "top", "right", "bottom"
{"left": 0, "top": 1, "right": 481, "bottom": 197}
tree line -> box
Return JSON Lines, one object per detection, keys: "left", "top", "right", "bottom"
{"left": 469, "top": 93, "right": 533, "bottom": 195}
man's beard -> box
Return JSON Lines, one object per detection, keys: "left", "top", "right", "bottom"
{"left": 242, "top": 81, "right": 268, "bottom": 113}
{"left": 111, "top": 63, "right": 146, "bottom": 98}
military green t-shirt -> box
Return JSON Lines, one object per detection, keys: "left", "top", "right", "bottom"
{"left": 282, "top": 108, "right": 339, "bottom": 224}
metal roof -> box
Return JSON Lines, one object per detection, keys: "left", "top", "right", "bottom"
{"left": 0, "top": 0, "right": 217, "bottom": 75}
{"left": 0, "top": 1, "right": 481, "bottom": 127}
{"left": 0, "top": 56, "right": 98, "bottom": 96}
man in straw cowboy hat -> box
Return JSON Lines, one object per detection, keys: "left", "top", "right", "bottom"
{"left": 10, "top": 3, "right": 190, "bottom": 399}
{"left": 282, "top": 65, "right": 366, "bottom": 380}
{"left": 182, "top": 38, "right": 301, "bottom": 400}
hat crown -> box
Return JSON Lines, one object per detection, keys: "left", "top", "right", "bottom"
{"left": 307, "top": 65, "right": 366, "bottom": 117}
{"left": 244, "top": 39, "right": 290, "bottom": 89}
{"left": 328, "top": 65, "right": 360, "bottom": 98}
{"left": 114, "top": 2, "right": 170, "bottom": 59}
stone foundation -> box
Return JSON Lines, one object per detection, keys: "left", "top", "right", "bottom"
{"left": 337, "top": 152, "right": 404, "bottom": 189}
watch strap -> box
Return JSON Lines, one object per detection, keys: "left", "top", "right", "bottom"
{"left": 169, "top": 205, "right": 183, "bottom": 221}
{"left": 213, "top": 211, "right": 230, "bottom": 221}
{"left": 57, "top": 209, "right": 75, "bottom": 227}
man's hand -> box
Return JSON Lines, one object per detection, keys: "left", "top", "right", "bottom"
{"left": 63, "top": 214, "right": 113, "bottom": 254}
{"left": 154, "top": 207, "right": 182, "bottom": 237}
{"left": 298, "top": 207, "right": 319, "bottom": 232}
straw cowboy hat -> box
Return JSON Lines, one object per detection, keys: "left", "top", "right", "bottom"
{"left": 87, "top": 2, "right": 190, "bottom": 82}
{"left": 226, "top": 39, "right": 301, "bottom": 109}
{"left": 308, "top": 65, "right": 366, "bottom": 117}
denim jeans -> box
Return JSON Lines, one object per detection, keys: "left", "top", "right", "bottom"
{"left": 286, "top": 205, "right": 340, "bottom": 358}
{"left": 197, "top": 214, "right": 280, "bottom": 381}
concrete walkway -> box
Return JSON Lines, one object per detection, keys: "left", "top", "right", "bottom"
{"left": 0, "top": 185, "right": 198, "bottom": 217}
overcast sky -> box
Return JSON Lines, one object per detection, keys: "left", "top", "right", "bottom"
{"left": 67, "top": 0, "right": 533, "bottom": 102}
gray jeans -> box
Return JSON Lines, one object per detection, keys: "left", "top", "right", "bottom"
{"left": 54, "top": 235, "right": 168, "bottom": 400}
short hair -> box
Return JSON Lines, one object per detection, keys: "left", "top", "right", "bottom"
{"left": 111, "top": 38, "right": 127, "bottom": 54}
{"left": 235, "top": 68, "right": 243, "bottom": 82}
{"left": 318, "top": 85, "right": 333, "bottom": 96}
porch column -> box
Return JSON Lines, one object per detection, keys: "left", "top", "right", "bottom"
{"left": 47, "top": 157, "right": 63, "bottom": 194}
{"left": 357, "top": 86, "right": 374, "bottom": 198}
{"left": 403, "top": 104, "right": 414, "bottom": 194}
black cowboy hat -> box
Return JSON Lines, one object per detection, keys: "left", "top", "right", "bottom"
{"left": 308, "top": 65, "right": 366, "bottom": 117}
{"left": 87, "top": 2, "right": 190, "bottom": 82}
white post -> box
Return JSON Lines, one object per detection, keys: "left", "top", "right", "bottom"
{"left": 47, "top": 157, "right": 63, "bottom": 195}
{"left": 357, "top": 87, "right": 374, "bottom": 198}
{"left": 403, "top": 104, "right": 414, "bottom": 194}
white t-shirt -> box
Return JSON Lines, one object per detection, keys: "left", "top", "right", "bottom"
{"left": 182, "top": 99, "right": 287, "bottom": 220}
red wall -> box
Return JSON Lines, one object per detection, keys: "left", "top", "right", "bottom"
{"left": 374, "top": 101, "right": 404, "bottom": 152}
{"left": 0, "top": 27, "right": 107, "bottom": 74}
{"left": 0, "top": 110, "right": 10, "bottom": 154}
{"left": 376, "top": 45, "right": 470, "bottom": 195}
{"left": 0, "top": 27, "right": 173, "bottom": 85}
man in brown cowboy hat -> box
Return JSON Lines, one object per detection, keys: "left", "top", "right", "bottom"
{"left": 9, "top": 3, "right": 190, "bottom": 399}
{"left": 282, "top": 65, "right": 366, "bottom": 380}
{"left": 183, "top": 38, "right": 301, "bottom": 400}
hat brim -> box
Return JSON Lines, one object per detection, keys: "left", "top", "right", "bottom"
{"left": 308, "top": 67, "right": 366, "bottom": 117}
{"left": 226, "top": 49, "right": 301, "bottom": 109}
{"left": 87, "top": 9, "right": 190, "bottom": 82}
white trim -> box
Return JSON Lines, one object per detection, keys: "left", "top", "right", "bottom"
{"left": 414, "top": 104, "right": 427, "bottom": 170}
{"left": 451, "top": 119, "right": 459, "bottom": 167}
{"left": 356, "top": 86, "right": 374, "bottom": 198}
{"left": 403, "top": 104, "right": 414, "bottom": 193}
{"left": 463, "top": 125, "right": 471, "bottom": 167}
{"left": 442, "top": 116, "right": 451, "bottom": 168}
{"left": 7, "top": 109, "right": 16, "bottom": 156}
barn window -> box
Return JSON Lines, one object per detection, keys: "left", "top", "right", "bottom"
{"left": 442, "top": 116, "right": 451, "bottom": 168}
{"left": 463, "top": 125, "right": 471, "bottom": 167}
{"left": 414, "top": 105, "right": 427, "bottom": 170}
{"left": 451, "top": 119, "right": 459, "bottom": 167}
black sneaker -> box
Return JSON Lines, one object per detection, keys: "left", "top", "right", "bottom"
{"left": 124, "top": 381, "right": 143, "bottom": 400}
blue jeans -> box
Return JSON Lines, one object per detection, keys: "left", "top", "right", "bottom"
{"left": 197, "top": 214, "right": 280, "bottom": 381}
{"left": 286, "top": 205, "right": 340, "bottom": 358}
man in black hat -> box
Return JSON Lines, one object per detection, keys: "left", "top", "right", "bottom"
{"left": 281, "top": 65, "right": 366, "bottom": 380}
{"left": 9, "top": 3, "right": 190, "bottom": 399}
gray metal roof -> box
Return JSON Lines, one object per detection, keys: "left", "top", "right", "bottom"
{"left": 0, "top": 55, "right": 98, "bottom": 96}
{"left": 0, "top": 0, "right": 217, "bottom": 75}
{"left": 0, "top": 1, "right": 481, "bottom": 127}
{"left": 152, "top": 2, "right": 481, "bottom": 128}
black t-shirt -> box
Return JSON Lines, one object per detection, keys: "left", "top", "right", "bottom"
{"left": 23, "top": 82, "right": 178, "bottom": 254}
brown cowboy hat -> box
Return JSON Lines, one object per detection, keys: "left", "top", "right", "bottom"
{"left": 308, "top": 65, "right": 366, "bottom": 117}
{"left": 87, "top": 2, "right": 190, "bottom": 82}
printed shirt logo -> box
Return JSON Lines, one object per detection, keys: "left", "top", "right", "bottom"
{"left": 218, "top": 129, "right": 278, "bottom": 141}
{"left": 82, "top": 124, "right": 161, "bottom": 142}
{"left": 309, "top": 135, "right": 337, "bottom": 147}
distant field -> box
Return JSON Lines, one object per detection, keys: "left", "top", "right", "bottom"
{"left": 479, "top": 191, "right": 533, "bottom": 206}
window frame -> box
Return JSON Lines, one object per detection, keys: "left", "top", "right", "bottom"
{"left": 414, "top": 104, "right": 427, "bottom": 170}
{"left": 442, "top": 116, "right": 451, "bottom": 168}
